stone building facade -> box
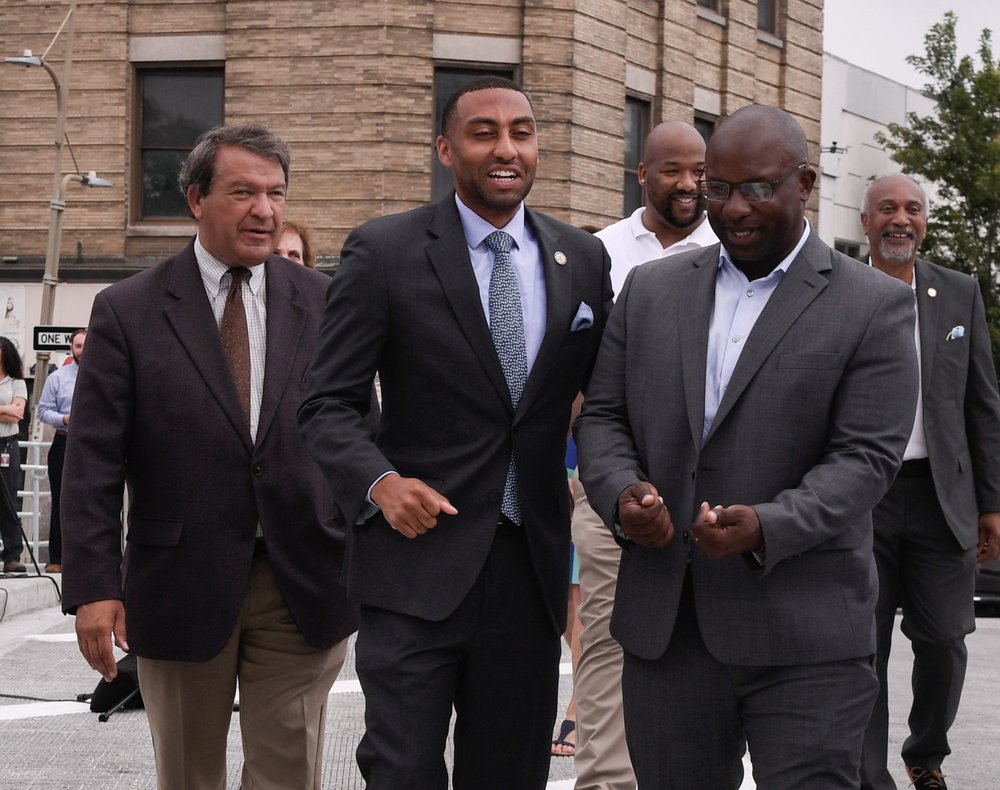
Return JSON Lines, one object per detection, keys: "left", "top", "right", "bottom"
{"left": 0, "top": 0, "right": 822, "bottom": 289}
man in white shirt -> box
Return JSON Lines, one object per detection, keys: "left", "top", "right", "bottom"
{"left": 597, "top": 120, "right": 718, "bottom": 297}
{"left": 571, "top": 120, "right": 718, "bottom": 790}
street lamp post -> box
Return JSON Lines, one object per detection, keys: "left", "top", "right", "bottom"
{"left": 4, "top": 2, "right": 83, "bottom": 423}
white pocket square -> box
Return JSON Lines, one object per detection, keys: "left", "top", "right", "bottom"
{"left": 946, "top": 325, "right": 966, "bottom": 341}
{"left": 570, "top": 302, "right": 594, "bottom": 332}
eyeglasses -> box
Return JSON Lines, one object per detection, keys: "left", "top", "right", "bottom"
{"left": 700, "top": 163, "right": 809, "bottom": 203}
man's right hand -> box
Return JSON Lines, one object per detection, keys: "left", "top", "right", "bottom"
{"left": 371, "top": 475, "right": 458, "bottom": 538}
{"left": 76, "top": 599, "right": 128, "bottom": 682}
{"left": 618, "top": 482, "right": 674, "bottom": 547}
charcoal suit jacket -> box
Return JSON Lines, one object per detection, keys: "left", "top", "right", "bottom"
{"left": 298, "top": 196, "right": 612, "bottom": 633}
{"left": 576, "top": 231, "right": 919, "bottom": 665}
{"left": 911, "top": 258, "right": 1000, "bottom": 548}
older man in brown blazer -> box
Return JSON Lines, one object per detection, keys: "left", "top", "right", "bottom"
{"left": 61, "top": 123, "right": 358, "bottom": 790}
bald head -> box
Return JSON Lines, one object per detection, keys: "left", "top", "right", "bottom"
{"left": 712, "top": 105, "right": 809, "bottom": 164}
{"left": 643, "top": 120, "right": 706, "bottom": 163}
{"left": 638, "top": 121, "right": 707, "bottom": 238}
{"left": 861, "top": 174, "right": 927, "bottom": 217}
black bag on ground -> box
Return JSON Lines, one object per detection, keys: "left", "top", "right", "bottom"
{"left": 89, "top": 653, "right": 144, "bottom": 712}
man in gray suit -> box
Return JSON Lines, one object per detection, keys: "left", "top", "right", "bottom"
{"left": 859, "top": 174, "right": 1000, "bottom": 790}
{"left": 575, "top": 105, "right": 919, "bottom": 789}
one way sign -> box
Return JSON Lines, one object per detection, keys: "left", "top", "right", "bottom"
{"left": 33, "top": 326, "right": 79, "bottom": 352}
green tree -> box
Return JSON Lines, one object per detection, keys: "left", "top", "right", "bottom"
{"left": 876, "top": 12, "right": 1000, "bottom": 370}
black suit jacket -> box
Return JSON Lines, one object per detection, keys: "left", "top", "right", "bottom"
{"left": 299, "top": 196, "right": 612, "bottom": 633}
{"left": 61, "top": 244, "right": 358, "bottom": 660}
{"left": 914, "top": 258, "right": 1000, "bottom": 547}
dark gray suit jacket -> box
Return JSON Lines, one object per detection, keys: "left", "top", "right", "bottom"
{"left": 576, "top": 232, "right": 919, "bottom": 665}
{"left": 914, "top": 258, "right": 1000, "bottom": 548}
{"left": 299, "top": 196, "right": 613, "bottom": 633}
{"left": 61, "top": 244, "right": 358, "bottom": 660}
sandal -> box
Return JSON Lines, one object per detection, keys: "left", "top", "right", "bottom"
{"left": 551, "top": 718, "right": 576, "bottom": 756}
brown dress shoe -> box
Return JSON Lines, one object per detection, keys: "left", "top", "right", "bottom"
{"left": 3, "top": 560, "right": 27, "bottom": 573}
{"left": 907, "top": 766, "right": 948, "bottom": 789}
{"left": 44, "top": 563, "right": 62, "bottom": 573}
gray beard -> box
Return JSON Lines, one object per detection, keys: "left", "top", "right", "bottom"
{"left": 877, "top": 236, "right": 917, "bottom": 264}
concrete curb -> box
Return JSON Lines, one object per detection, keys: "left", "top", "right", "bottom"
{"left": 0, "top": 572, "right": 62, "bottom": 621}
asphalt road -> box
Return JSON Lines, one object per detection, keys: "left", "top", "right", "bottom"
{"left": 1, "top": 602, "right": 997, "bottom": 788}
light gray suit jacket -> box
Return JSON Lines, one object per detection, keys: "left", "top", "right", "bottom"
{"left": 576, "top": 232, "right": 919, "bottom": 665}
{"left": 913, "top": 258, "right": 1000, "bottom": 548}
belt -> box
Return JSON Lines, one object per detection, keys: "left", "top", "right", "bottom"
{"left": 898, "top": 458, "right": 931, "bottom": 478}
{"left": 54, "top": 430, "right": 68, "bottom": 437}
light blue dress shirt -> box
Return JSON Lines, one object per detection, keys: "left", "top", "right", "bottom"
{"left": 454, "top": 195, "right": 547, "bottom": 372}
{"left": 37, "top": 361, "right": 80, "bottom": 431}
{"left": 703, "top": 221, "right": 811, "bottom": 443}
{"left": 366, "top": 196, "right": 548, "bottom": 505}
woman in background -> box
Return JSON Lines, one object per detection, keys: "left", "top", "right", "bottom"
{"left": 0, "top": 337, "right": 27, "bottom": 573}
{"left": 275, "top": 219, "right": 317, "bottom": 268}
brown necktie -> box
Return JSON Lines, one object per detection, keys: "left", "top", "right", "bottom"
{"left": 221, "top": 267, "right": 251, "bottom": 425}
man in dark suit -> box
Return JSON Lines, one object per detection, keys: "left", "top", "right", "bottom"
{"left": 575, "top": 105, "right": 920, "bottom": 789}
{"left": 61, "top": 123, "right": 358, "bottom": 789}
{"left": 859, "top": 174, "right": 1000, "bottom": 790}
{"left": 298, "top": 76, "right": 612, "bottom": 789}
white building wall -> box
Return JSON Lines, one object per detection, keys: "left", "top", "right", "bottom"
{"left": 819, "top": 54, "right": 937, "bottom": 256}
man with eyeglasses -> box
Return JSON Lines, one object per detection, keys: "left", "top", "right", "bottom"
{"left": 575, "top": 105, "right": 919, "bottom": 789}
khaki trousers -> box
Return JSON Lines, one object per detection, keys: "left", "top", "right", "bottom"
{"left": 138, "top": 554, "right": 348, "bottom": 790}
{"left": 570, "top": 475, "right": 636, "bottom": 790}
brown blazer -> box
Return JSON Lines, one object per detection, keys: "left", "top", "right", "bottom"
{"left": 61, "top": 243, "right": 358, "bottom": 661}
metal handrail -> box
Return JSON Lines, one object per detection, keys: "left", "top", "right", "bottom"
{"left": 16, "top": 439, "right": 51, "bottom": 558}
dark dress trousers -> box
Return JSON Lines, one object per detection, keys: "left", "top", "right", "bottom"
{"left": 299, "top": 195, "right": 612, "bottom": 789}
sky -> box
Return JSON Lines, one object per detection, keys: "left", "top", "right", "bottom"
{"left": 823, "top": 0, "right": 1000, "bottom": 89}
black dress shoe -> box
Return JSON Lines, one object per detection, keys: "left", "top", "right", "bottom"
{"left": 3, "top": 560, "right": 27, "bottom": 573}
{"left": 907, "top": 766, "right": 948, "bottom": 789}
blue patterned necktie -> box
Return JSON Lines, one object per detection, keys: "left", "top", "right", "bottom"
{"left": 484, "top": 229, "right": 527, "bottom": 525}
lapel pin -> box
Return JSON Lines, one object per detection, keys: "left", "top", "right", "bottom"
{"left": 927, "top": 287, "right": 937, "bottom": 298}
{"left": 554, "top": 251, "right": 567, "bottom": 265}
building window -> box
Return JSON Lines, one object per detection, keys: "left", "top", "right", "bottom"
{"left": 697, "top": 0, "right": 721, "bottom": 11}
{"left": 757, "top": 0, "right": 778, "bottom": 34}
{"left": 136, "top": 67, "right": 224, "bottom": 220}
{"left": 433, "top": 66, "right": 516, "bottom": 200}
{"left": 835, "top": 240, "right": 862, "bottom": 260}
{"left": 623, "top": 96, "right": 651, "bottom": 216}
{"left": 694, "top": 114, "right": 717, "bottom": 144}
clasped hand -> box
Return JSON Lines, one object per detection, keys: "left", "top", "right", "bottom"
{"left": 690, "top": 502, "right": 764, "bottom": 559}
{"left": 617, "top": 482, "right": 674, "bottom": 547}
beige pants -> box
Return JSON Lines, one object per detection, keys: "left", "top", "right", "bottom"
{"left": 138, "top": 555, "right": 348, "bottom": 790}
{"left": 571, "top": 475, "right": 636, "bottom": 790}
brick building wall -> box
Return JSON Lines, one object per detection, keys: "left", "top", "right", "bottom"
{"left": 0, "top": 0, "right": 822, "bottom": 277}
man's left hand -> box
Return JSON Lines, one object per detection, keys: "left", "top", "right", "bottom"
{"left": 691, "top": 502, "right": 764, "bottom": 560}
{"left": 977, "top": 512, "right": 1000, "bottom": 563}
